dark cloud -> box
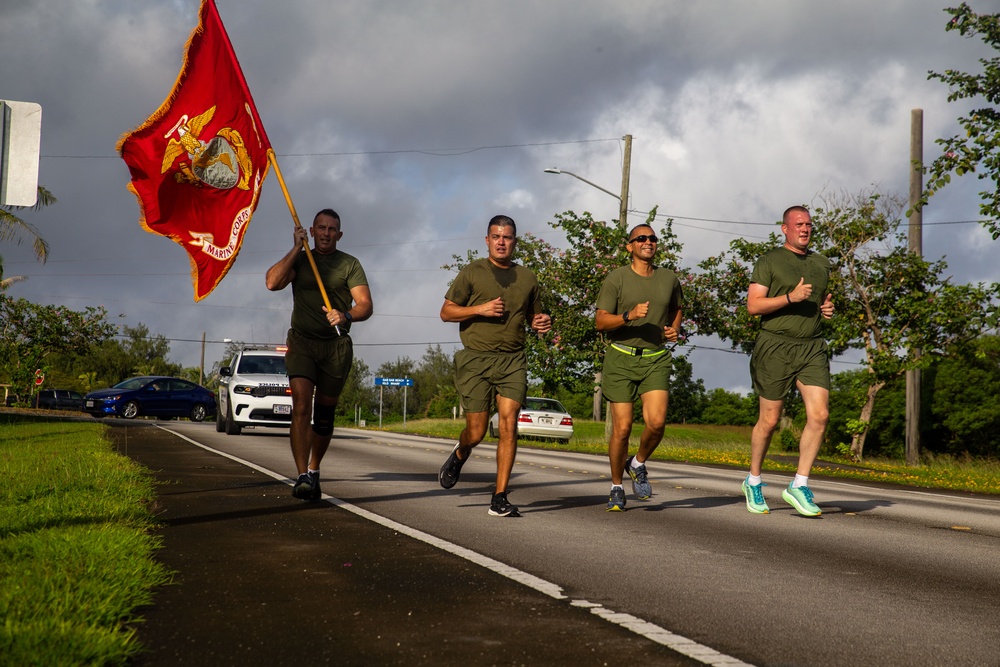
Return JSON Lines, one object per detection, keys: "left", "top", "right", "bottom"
{"left": 1, "top": 0, "right": 993, "bottom": 391}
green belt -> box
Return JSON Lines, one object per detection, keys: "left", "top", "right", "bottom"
{"left": 610, "top": 343, "right": 667, "bottom": 358}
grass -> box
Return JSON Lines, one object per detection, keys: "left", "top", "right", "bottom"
{"left": 0, "top": 414, "right": 172, "bottom": 666}
{"left": 362, "top": 417, "right": 1000, "bottom": 495}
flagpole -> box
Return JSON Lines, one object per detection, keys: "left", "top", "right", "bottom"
{"left": 266, "top": 149, "right": 334, "bottom": 313}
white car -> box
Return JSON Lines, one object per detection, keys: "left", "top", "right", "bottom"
{"left": 217, "top": 346, "right": 292, "bottom": 435}
{"left": 489, "top": 396, "right": 574, "bottom": 443}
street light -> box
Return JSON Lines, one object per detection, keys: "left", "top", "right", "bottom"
{"left": 544, "top": 134, "right": 632, "bottom": 228}
{"left": 543, "top": 168, "right": 621, "bottom": 200}
{"left": 543, "top": 136, "right": 633, "bottom": 422}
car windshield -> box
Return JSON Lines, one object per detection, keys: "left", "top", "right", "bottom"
{"left": 524, "top": 398, "right": 566, "bottom": 412}
{"left": 238, "top": 356, "right": 287, "bottom": 374}
{"left": 114, "top": 377, "right": 153, "bottom": 390}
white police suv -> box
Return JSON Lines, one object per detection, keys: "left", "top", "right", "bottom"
{"left": 217, "top": 346, "right": 292, "bottom": 435}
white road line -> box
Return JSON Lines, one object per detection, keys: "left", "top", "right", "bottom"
{"left": 159, "top": 426, "right": 753, "bottom": 667}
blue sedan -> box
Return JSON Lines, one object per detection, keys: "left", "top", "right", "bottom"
{"left": 83, "top": 376, "right": 217, "bottom": 422}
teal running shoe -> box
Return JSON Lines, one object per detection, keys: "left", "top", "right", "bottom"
{"left": 782, "top": 483, "right": 821, "bottom": 516}
{"left": 742, "top": 477, "right": 770, "bottom": 514}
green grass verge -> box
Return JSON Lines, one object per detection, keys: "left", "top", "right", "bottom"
{"left": 0, "top": 415, "right": 172, "bottom": 666}
{"left": 362, "top": 417, "right": 1000, "bottom": 495}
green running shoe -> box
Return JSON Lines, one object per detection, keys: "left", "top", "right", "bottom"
{"left": 742, "top": 477, "right": 770, "bottom": 514}
{"left": 782, "top": 483, "right": 821, "bottom": 516}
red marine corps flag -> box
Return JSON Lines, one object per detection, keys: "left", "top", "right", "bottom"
{"left": 117, "top": 0, "right": 271, "bottom": 301}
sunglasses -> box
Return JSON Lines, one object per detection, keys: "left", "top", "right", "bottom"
{"left": 628, "top": 234, "right": 658, "bottom": 244}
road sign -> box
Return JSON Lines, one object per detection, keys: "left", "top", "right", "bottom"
{"left": 34, "top": 369, "right": 44, "bottom": 386}
{"left": 0, "top": 101, "right": 42, "bottom": 207}
{"left": 374, "top": 377, "right": 414, "bottom": 387}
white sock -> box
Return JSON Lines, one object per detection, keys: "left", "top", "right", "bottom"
{"left": 611, "top": 484, "right": 624, "bottom": 491}
{"left": 792, "top": 474, "right": 809, "bottom": 488}
{"left": 747, "top": 474, "right": 762, "bottom": 486}
{"left": 631, "top": 456, "right": 644, "bottom": 470}
{"left": 308, "top": 468, "right": 319, "bottom": 477}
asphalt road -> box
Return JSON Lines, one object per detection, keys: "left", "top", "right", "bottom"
{"left": 131, "top": 421, "right": 1000, "bottom": 666}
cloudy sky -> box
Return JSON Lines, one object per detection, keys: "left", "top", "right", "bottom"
{"left": 2, "top": 0, "right": 996, "bottom": 394}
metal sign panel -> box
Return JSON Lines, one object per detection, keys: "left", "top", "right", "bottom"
{"left": 374, "top": 377, "right": 414, "bottom": 387}
{"left": 0, "top": 100, "right": 42, "bottom": 207}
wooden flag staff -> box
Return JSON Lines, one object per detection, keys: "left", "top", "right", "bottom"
{"left": 266, "top": 149, "right": 333, "bottom": 313}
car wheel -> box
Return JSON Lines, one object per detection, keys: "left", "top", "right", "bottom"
{"left": 215, "top": 406, "right": 225, "bottom": 432}
{"left": 190, "top": 403, "right": 207, "bottom": 422}
{"left": 121, "top": 401, "right": 140, "bottom": 419}
{"left": 224, "top": 403, "right": 242, "bottom": 435}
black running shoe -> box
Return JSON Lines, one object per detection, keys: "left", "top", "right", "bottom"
{"left": 488, "top": 492, "right": 521, "bottom": 517}
{"left": 439, "top": 444, "right": 466, "bottom": 489}
{"left": 625, "top": 455, "right": 652, "bottom": 500}
{"left": 308, "top": 471, "right": 322, "bottom": 502}
{"left": 292, "top": 472, "right": 314, "bottom": 500}
{"left": 606, "top": 486, "right": 626, "bottom": 512}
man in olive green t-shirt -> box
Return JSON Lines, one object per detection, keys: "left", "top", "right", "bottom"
{"left": 266, "top": 209, "right": 373, "bottom": 502}
{"left": 595, "top": 223, "right": 682, "bottom": 512}
{"left": 742, "top": 205, "right": 835, "bottom": 517}
{"left": 437, "top": 215, "right": 551, "bottom": 518}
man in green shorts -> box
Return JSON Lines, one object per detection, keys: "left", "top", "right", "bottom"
{"left": 265, "top": 209, "right": 373, "bottom": 501}
{"left": 437, "top": 215, "right": 551, "bottom": 517}
{"left": 743, "top": 205, "right": 835, "bottom": 517}
{"left": 595, "top": 223, "right": 683, "bottom": 511}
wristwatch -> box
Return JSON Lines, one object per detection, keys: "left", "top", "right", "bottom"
{"left": 344, "top": 311, "right": 353, "bottom": 323}
{"left": 622, "top": 310, "right": 630, "bottom": 323}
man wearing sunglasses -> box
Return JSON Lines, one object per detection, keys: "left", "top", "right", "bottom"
{"left": 595, "top": 224, "right": 683, "bottom": 511}
{"left": 438, "top": 214, "right": 552, "bottom": 517}
{"left": 742, "top": 205, "right": 834, "bottom": 517}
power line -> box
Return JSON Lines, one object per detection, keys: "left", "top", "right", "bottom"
{"left": 41, "top": 137, "right": 621, "bottom": 160}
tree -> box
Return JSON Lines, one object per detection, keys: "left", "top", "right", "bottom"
{"left": 665, "top": 355, "right": 706, "bottom": 424}
{"left": 411, "top": 345, "right": 458, "bottom": 418}
{"left": 86, "top": 323, "right": 180, "bottom": 386}
{"left": 922, "top": 3, "right": 1000, "bottom": 237}
{"left": 0, "top": 295, "right": 117, "bottom": 398}
{"left": 699, "top": 388, "right": 757, "bottom": 426}
{"left": 0, "top": 186, "right": 55, "bottom": 284}
{"left": 688, "top": 188, "right": 1000, "bottom": 460}
{"left": 338, "top": 357, "right": 376, "bottom": 423}
{"left": 374, "top": 356, "right": 417, "bottom": 419}
{"left": 925, "top": 334, "right": 1000, "bottom": 456}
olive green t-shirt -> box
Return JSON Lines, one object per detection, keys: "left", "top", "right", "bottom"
{"left": 290, "top": 249, "right": 368, "bottom": 340}
{"left": 595, "top": 265, "right": 683, "bottom": 349}
{"left": 749, "top": 246, "right": 830, "bottom": 339}
{"left": 445, "top": 258, "right": 543, "bottom": 353}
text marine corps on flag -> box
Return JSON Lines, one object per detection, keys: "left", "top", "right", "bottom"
{"left": 116, "top": 0, "right": 272, "bottom": 302}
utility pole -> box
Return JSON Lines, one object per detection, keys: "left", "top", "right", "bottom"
{"left": 600, "top": 133, "right": 633, "bottom": 428}
{"left": 199, "top": 331, "right": 206, "bottom": 386}
{"left": 618, "top": 134, "right": 632, "bottom": 229}
{"left": 543, "top": 134, "right": 633, "bottom": 422}
{"left": 905, "top": 109, "right": 923, "bottom": 467}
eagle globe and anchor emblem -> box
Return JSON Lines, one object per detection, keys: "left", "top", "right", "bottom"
{"left": 160, "top": 104, "right": 262, "bottom": 260}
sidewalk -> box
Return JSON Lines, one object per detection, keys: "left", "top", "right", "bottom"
{"left": 111, "top": 423, "right": 698, "bottom": 666}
